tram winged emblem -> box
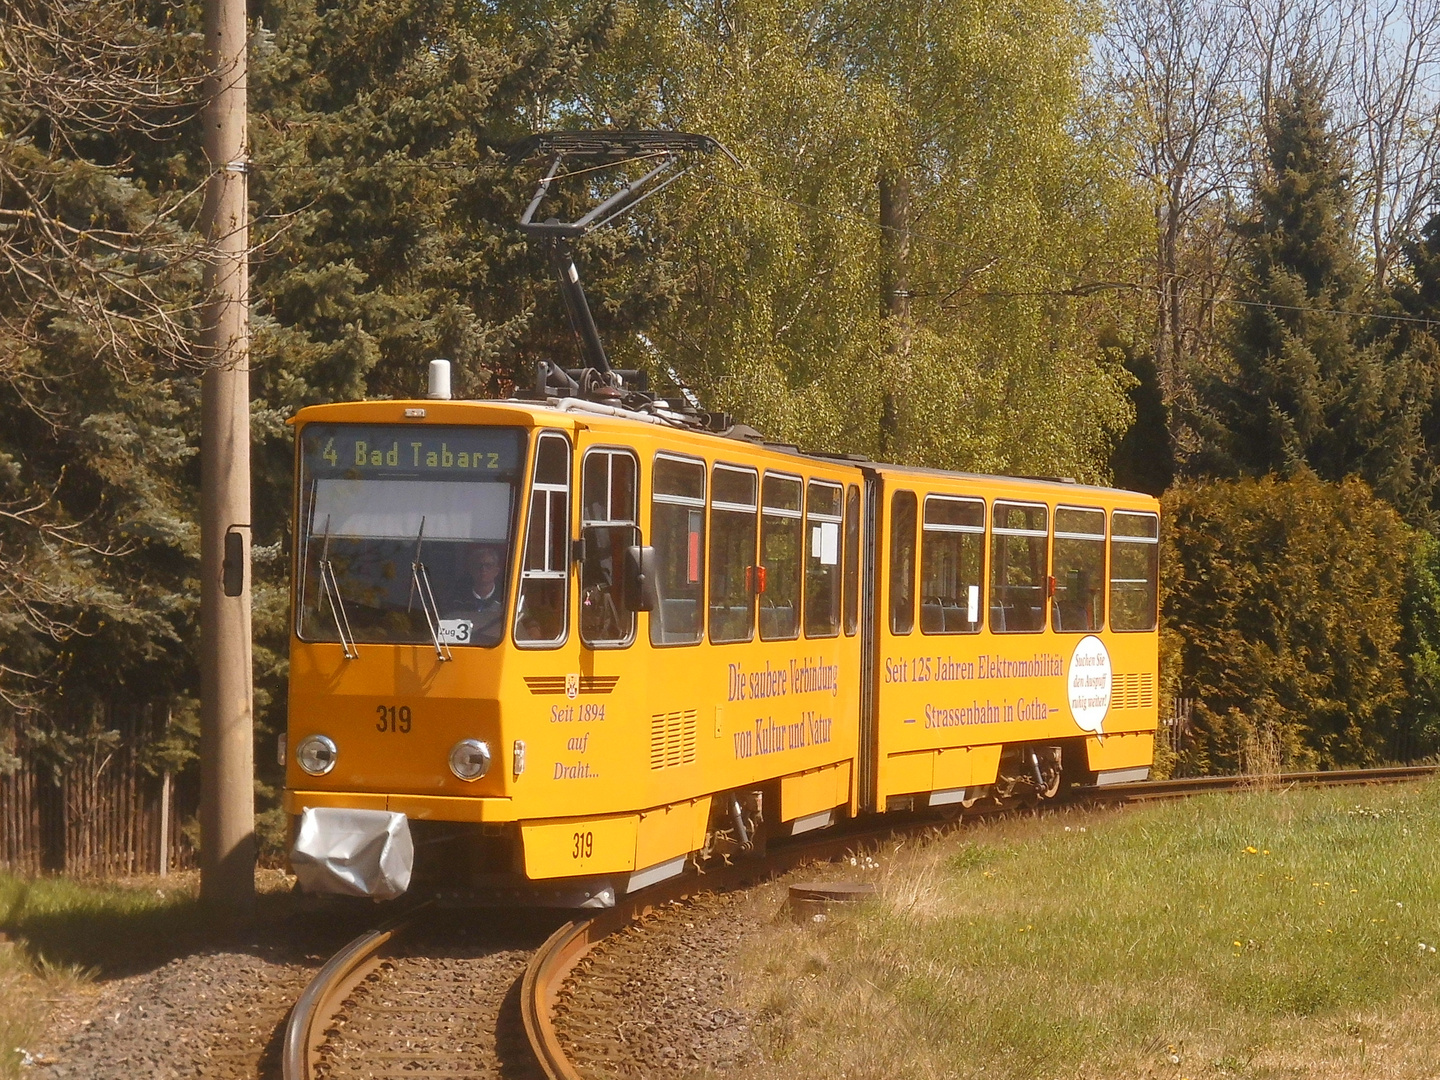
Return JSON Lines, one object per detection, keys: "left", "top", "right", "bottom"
{"left": 566, "top": 673, "right": 580, "bottom": 700}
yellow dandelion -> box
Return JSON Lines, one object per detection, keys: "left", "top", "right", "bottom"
{"left": 1245, "top": 846, "right": 1258, "bottom": 854}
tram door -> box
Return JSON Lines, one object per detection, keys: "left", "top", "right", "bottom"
{"left": 571, "top": 435, "right": 647, "bottom": 803}
{"left": 577, "top": 442, "right": 639, "bottom": 648}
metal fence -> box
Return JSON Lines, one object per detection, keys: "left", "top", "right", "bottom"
{"left": 0, "top": 703, "right": 196, "bottom": 877}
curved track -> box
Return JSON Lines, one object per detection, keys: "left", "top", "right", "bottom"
{"left": 284, "top": 763, "right": 1440, "bottom": 1080}
{"left": 282, "top": 912, "right": 418, "bottom": 1079}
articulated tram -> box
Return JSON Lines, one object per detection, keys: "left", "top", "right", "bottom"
{"left": 283, "top": 392, "right": 1159, "bottom": 904}
{"left": 282, "top": 130, "right": 1158, "bottom": 905}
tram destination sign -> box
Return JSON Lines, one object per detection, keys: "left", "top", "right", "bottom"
{"left": 301, "top": 423, "right": 525, "bottom": 481}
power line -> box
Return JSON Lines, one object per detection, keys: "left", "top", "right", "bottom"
{"left": 1210, "top": 293, "right": 1440, "bottom": 328}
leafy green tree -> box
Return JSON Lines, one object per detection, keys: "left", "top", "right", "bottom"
{"left": 593, "top": 0, "right": 1148, "bottom": 479}
{"left": 1163, "top": 473, "right": 1412, "bottom": 773}
{"left": 1393, "top": 213, "right": 1440, "bottom": 320}
{"left": 1211, "top": 68, "right": 1433, "bottom": 523}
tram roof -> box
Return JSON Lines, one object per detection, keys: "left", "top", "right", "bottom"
{"left": 291, "top": 397, "right": 1158, "bottom": 505}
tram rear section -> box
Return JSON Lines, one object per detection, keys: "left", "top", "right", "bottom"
{"left": 281, "top": 397, "right": 1159, "bottom": 905}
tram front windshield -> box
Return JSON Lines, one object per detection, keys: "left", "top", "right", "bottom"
{"left": 297, "top": 423, "right": 526, "bottom": 648}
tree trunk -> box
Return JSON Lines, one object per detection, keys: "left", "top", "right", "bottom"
{"left": 879, "top": 169, "right": 911, "bottom": 460}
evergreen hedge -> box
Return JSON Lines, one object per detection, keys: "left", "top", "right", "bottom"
{"left": 1162, "top": 473, "right": 1440, "bottom": 775}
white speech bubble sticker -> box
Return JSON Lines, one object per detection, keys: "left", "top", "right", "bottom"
{"left": 1067, "top": 634, "right": 1112, "bottom": 734}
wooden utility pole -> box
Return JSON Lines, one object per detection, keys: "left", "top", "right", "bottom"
{"left": 198, "top": 0, "right": 255, "bottom": 913}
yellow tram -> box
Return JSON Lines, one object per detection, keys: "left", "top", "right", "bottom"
{"left": 283, "top": 395, "right": 1159, "bottom": 903}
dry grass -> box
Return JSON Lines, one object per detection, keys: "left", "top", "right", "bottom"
{"left": 739, "top": 780, "right": 1440, "bottom": 1079}
{"left": 0, "top": 943, "right": 49, "bottom": 1078}
{"left": 0, "top": 931, "right": 92, "bottom": 1078}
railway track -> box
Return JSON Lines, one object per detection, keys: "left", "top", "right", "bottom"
{"left": 282, "top": 763, "right": 1440, "bottom": 1080}
{"left": 1086, "top": 763, "right": 1440, "bottom": 802}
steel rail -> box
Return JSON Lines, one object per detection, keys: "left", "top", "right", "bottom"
{"left": 1086, "top": 764, "right": 1440, "bottom": 802}
{"left": 281, "top": 905, "right": 427, "bottom": 1080}
{"left": 524, "top": 909, "right": 630, "bottom": 1080}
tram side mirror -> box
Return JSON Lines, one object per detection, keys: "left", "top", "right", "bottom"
{"left": 623, "top": 545, "right": 658, "bottom": 612}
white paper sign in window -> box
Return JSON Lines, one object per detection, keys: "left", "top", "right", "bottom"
{"left": 816, "top": 521, "right": 839, "bottom": 565}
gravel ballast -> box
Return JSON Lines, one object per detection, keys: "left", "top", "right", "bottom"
{"left": 553, "top": 891, "right": 764, "bottom": 1078}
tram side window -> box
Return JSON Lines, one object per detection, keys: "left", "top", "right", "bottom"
{"left": 760, "top": 474, "right": 803, "bottom": 641}
{"left": 579, "top": 448, "right": 638, "bottom": 648}
{"left": 1110, "top": 510, "right": 1159, "bottom": 631}
{"left": 515, "top": 431, "right": 570, "bottom": 646}
{"left": 709, "top": 465, "right": 758, "bottom": 643}
{"left": 990, "top": 501, "right": 1048, "bottom": 633}
{"left": 1052, "top": 507, "right": 1105, "bottom": 634}
{"left": 843, "top": 484, "right": 861, "bottom": 636}
{"left": 804, "top": 480, "right": 843, "bottom": 638}
{"left": 889, "top": 490, "right": 918, "bottom": 635}
{"left": 651, "top": 454, "right": 705, "bottom": 646}
{"left": 920, "top": 496, "right": 984, "bottom": 635}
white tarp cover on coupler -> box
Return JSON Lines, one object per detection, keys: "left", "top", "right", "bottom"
{"left": 290, "top": 807, "right": 414, "bottom": 900}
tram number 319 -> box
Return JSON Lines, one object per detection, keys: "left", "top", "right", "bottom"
{"left": 376, "top": 705, "right": 412, "bottom": 733}
{"left": 572, "top": 831, "right": 594, "bottom": 859}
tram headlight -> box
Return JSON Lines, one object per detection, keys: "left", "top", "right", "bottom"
{"left": 295, "top": 734, "right": 338, "bottom": 776}
{"left": 449, "top": 739, "right": 492, "bottom": 782}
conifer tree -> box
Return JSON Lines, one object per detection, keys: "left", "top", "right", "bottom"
{"left": 1107, "top": 334, "right": 1174, "bottom": 495}
{"left": 1390, "top": 212, "right": 1440, "bottom": 517}
{"left": 1164, "top": 473, "right": 1413, "bottom": 773}
{"left": 1213, "top": 67, "right": 1433, "bottom": 522}
{"left": 0, "top": 0, "right": 205, "bottom": 722}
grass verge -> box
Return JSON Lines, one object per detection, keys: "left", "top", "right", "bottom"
{"left": 0, "top": 869, "right": 296, "bottom": 1078}
{"left": 743, "top": 780, "right": 1440, "bottom": 1079}
{"left": 0, "top": 873, "right": 205, "bottom": 1078}
{"left": 0, "top": 939, "right": 63, "bottom": 1080}
{"left": 0, "top": 871, "right": 206, "bottom": 976}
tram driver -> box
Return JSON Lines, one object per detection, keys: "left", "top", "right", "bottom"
{"left": 445, "top": 542, "right": 507, "bottom": 646}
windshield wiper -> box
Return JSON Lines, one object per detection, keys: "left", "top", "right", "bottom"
{"left": 318, "top": 515, "right": 358, "bottom": 660}
{"left": 407, "top": 516, "right": 452, "bottom": 661}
